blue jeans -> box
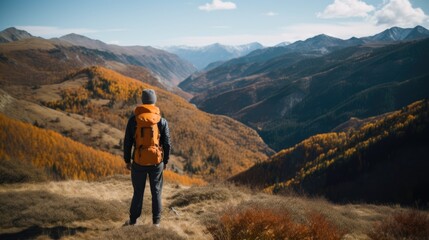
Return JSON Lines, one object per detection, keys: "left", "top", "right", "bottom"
{"left": 129, "top": 162, "right": 163, "bottom": 224}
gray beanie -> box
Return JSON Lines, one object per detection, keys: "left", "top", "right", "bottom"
{"left": 142, "top": 89, "right": 157, "bottom": 104}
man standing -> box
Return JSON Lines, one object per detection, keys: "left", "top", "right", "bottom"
{"left": 123, "top": 89, "right": 171, "bottom": 227}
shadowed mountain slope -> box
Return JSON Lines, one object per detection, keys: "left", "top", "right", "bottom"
{"left": 231, "top": 100, "right": 429, "bottom": 206}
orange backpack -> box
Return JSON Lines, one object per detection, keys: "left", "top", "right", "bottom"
{"left": 133, "top": 104, "right": 163, "bottom": 166}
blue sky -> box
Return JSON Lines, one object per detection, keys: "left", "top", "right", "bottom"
{"left": 1, "top": 0, "right": 428, "bottom": 46}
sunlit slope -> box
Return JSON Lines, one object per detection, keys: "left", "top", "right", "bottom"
{"left": 42, "top": 66, "right": 272, "bottom": 179}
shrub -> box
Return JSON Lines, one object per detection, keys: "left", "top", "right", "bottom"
{"left": 0, "top": 157, "right": 47, "bottom": 183}
{"left": 169, "top": 186, "right": 233, "bottom": 208}
{"left": 368, "top": 210, "right": 429, "bottom": 240}
{"left": 206, "top": 207, "right": 344, "bottom": 240}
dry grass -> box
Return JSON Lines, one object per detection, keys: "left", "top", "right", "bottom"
{"left": 168, "top": 185, "right": 239, "bottom": 208}
{"left": 0, "top": 190, "right": 125, "bottom": 230}
{"left": 206, "top": 204, "right": 345, "bottom": 240}
{"left": 97, "top": 225, "right": 185, "bottom": 240}
{"left": 0, "top": 157, "right": 47, "bottom": 183}
{"left": 368, "top": 210, "right": 429, "bottom": 240}
{"left": 0, "top": 177, "right": 426, "bottom": 240}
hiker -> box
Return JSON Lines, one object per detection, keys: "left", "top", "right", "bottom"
{"left": 123, "top": 89, "right": 171, "bottom": 227}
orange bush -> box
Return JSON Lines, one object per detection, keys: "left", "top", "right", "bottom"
{"left": 307, "top": 212, "right": 345, "bottom": 240}
{"left": 369, "top": 210, "right": 429, "bottom": 240}
{"left": 207, "top": 207, "right": 344, "bottom": 240}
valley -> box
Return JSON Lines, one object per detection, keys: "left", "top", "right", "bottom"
{"left": 180, "top": 26, "right": 429, "bottom": 151}
{"left": 1, "top": 24, "right": 429, "bottom": 240}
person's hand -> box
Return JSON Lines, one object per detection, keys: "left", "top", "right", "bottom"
{"left": 126, "top": 162, "right": 132, "bottom": 171}
{"left": 163, "top": 163, "right": 167, "bottom": 170}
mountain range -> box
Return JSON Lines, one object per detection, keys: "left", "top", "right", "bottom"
{"left": 164, "top": 42, "right": 263, "bottom": 70}
{"left": 0, "top": 27, "right": 196, "bottom": 90}
{"left": 56, "top": 33, "right": 196, "bottom": 86}
{"left": 180, "top": 25, "right": 429, "bottom": 151}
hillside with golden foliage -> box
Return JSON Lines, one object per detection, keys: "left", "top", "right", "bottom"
{"left": 41, "top": 66, "right": 272, "bottom": 180}
{"left": 231, "top": 99, "right": 429, "bottom": 205}
{"left": 0, "top": 113, "right": 206, "bottom": 186}
{"left": 0, "top": 113, "right": 126, "bottom": 180}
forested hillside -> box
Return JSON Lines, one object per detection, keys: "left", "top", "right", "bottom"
{"left": 231, "top": 99, "right": 429, "bottom": 205}
{"left": 0, "top": 113, "right": 205, "bottom": 185}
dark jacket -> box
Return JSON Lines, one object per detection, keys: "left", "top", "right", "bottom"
{"left": 123, "top": 115, "right": 171, "bottom": 165}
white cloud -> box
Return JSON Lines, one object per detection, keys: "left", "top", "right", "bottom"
{"left": 373, "top": 0, "right": 428, "bottom": 27}
{"left": 15, "top": 25, "right": 125, "bottom": 38}
{"left": 198, "top": 0, "right": 236, "bottom": 11}
{"left": 265, "top": 11, "right": 278, "bottom": 16}
{"left": 317, "top": 0, "right": 375, "bottom": 18}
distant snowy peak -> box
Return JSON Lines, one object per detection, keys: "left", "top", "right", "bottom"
{"left": 275, "top": 41, "right": 291, "bottom": 47}
{"left": 366, "top": 26, "right": 429, "bottom": 42}
{"left": 165, "top": 42, "right": 264, "bottom": 69}
{"left": 369, "top": 27, "right": 412, "bottom": 41}
{"left": 167, "top": 42, "right": 263, "bottom": 54}
{"left": 405, "top": 25, "right": 429, "bottom": 40}
{"left": 232, "top": 42, "right": 264, "bottom": 52}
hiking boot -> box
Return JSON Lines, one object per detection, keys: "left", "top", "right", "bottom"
{"left": 153, "top": 219, "right": 160, "bottom": 228}
{"left": 123, "top": 219, "right": 136, "bottom": 226}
